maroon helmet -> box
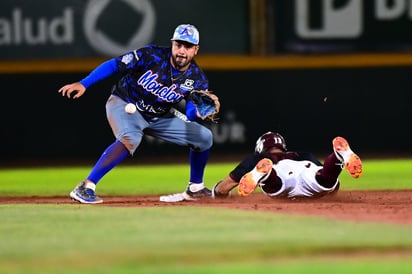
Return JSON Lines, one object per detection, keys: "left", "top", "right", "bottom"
{"left": 254, "top": 132, "right": 287, "bottom": 154}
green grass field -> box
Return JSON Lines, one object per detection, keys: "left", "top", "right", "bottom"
{"left": 0, "top": 159, "right": 411, "bottom": 274}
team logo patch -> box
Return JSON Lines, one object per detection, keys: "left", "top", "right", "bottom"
{"left": 121, "top": 53, "right": 134, "bottom": 65}
{"left": 180, "top": 79, "right": 194, "bottom": 91}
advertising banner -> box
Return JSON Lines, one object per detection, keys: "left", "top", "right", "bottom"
{"left": 0, "top": 0, "right": 248, "bottom": 60}
{"left": 273, "top": 0, "right": 412, "bottom": 53}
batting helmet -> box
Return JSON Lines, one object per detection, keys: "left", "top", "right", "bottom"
{"left": 255, "top": 132, "right": 287, "bottom": 154}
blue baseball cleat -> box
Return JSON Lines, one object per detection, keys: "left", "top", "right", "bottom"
{"left": 70, "top": 181, "right": 103, "bottom": 204}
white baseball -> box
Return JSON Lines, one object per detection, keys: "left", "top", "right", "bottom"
{"left": 125, "top": 103, "right": 137, "bottom": 114}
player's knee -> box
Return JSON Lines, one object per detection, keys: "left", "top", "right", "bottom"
{"left": 315, "top": 171, "right": 337, "bottom": 188}
{"left": 197, "top": 127, "right": 213, "bottom": 150}
{"left": 260, "top": 172, "right": 282, "bottom": 194}
{"left": 119, "top": 134, "right": 142, "bottom": 155}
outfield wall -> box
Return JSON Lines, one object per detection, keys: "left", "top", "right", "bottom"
{"left": 2, "top": 1, "right": 412, "bottom": 165}
{"left": 1, "top": 56, "right": 411, "bottom": 165}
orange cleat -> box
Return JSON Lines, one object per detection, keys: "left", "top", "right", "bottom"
{"left": 238, "top": 158, "right": 273, "bottom": 196}
{"left": 332, "top": 136, "right": 363, "bottom": 178}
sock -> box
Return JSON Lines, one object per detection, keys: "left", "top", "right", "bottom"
{"left": 316, "top": 153, "right": 342, "bottom": 188}
{"left": 84, "top": 181, "right": 96, "bottom": 190}
{"left": 260, "top": 171, "right": 282, "bottom": 193}
{"left": 87, "top": 140, "right": 130, "bottom": 184}
{"left": 189, "top": 149, "right": 210, "bottom": 184}
{"left": 188, "top": 183, "right": 205, "bottom": 192}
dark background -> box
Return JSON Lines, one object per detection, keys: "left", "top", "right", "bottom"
{"left": 1, "top": 0, "right": 412, "bottom": 166}
{"left": 1, "top": 65, "right": 410, "bottom": 166}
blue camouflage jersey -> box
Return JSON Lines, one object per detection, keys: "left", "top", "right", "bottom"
{"left": 111, "top": 44, "right": 208, "bottom": 116}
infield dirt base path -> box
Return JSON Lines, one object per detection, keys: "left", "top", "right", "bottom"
{"left": 1, "top": 190, "right": 412, "bottom": 226}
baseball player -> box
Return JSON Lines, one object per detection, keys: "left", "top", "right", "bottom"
{"left": 212, "top": 132, "right": 363, "bottom": 199}
{"left": 58, "top": 24, "right": 215, "bottom": 204}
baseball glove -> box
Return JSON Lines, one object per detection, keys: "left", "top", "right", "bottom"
{"left": 190, "top": 90, "right": 220, "bottom": 122}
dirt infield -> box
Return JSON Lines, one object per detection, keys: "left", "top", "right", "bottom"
{"left": 1, "top": 190, "right": 412, "bottom": 225}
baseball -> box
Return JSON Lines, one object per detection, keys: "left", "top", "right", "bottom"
{"left": 125, "top": 103, "right": 137, "bottom": 114}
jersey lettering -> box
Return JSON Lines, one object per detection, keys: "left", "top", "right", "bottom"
{"left": 137, "top": 70, "right": 183, "bottom": 102}
{"left": 135, "top": 98, "right": 167, "bottom": 114}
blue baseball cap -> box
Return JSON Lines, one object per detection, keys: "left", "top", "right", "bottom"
{"left": 171, "top": 24, "right": 200, "bottom": 45}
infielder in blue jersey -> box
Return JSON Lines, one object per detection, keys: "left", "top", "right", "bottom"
{"left": 59, "top": 24, "right": 215, "bottom": 203}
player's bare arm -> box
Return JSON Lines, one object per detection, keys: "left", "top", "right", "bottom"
{"left": 58, "top": 82, "right": 86, "bottom": 99}
{"left": 213, "top": 176, "right": 239, "bottom": 198}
